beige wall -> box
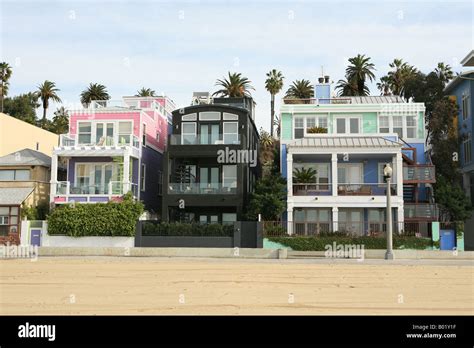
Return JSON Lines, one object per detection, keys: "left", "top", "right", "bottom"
{"left": 0, "top": 113, "right": 59, "bottom": 157}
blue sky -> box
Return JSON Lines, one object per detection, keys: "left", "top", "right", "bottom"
{"left": 0, "top": 0, "right": 473, "bottom": 131}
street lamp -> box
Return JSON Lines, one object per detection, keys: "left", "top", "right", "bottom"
{"left": 383, "top": 163, "right": 394, "bottom": 260}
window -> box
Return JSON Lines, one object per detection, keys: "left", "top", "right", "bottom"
{"left": 349, "top": 118, "right": 359, "bottom": 134}
{"left": 140, "top": 164, "right": 146, "bottom": 191}
{"left": 76, "top": 164, "right": 91, "bottom": 190}
{"left": 182, "top": 113, "right": 197, "bottom": 121}
{"left": 338, "top": 164, "right": 362, "bottom": 184}
{"left": 336, "top": 118, "right": 346, "bottom": 134}
{"left": 392, "top": 116, "right": 403, "bottom": 138}
{"left": 78, "top": 122, "right": 92, "bottom": 144}
{"left": 293, "top": 163, "right": 329, "bottom": 190}
{"left": 294, "top": 117, "right": 304, "bottom": 139}
{"left": 222, "top": 213, "right": 237, "bottom": 225}
{"left": 199, "top": 112, "right": 220, "bottom": 121}
{"left": 0, "top": 216, "right": 9, "bottom": 224}
{"left": 379, "top": 116, "right": 389, "bottom": 133}
{"left": 118, "top": 121, "right": 132, "bottom": 145}
{"left": 406, "top": 116, "right": 417, "bottom": 138}
{"left": 463, "top": 132, "right": 472, "bottom": 164}
{"left": 142, "top": 123, "right": 147, "bottom": 146}
{"left": 200, "top": 123, "right": 220, "bottom": 144}
{"left": 0, "top": 169, "right": 30, "bottom": 181}
{"left": 223, "top": 113, "right": 238, "bottom": 120}
{"left": 462, "top": 94, "right": 470, "bottom": 121}
{"left": 181, "top": 122, "right": 197, "bottom": 144}
{"left": 199, "top": 167, "right": 219, "bottom": 191}
{"left": 0, "top": 206, "right": 19, "bottom": 236}
{"left": 222, "top": 165, "right": 237, "bottom": 191}
{"left": 156, "top": 131, "right": 160, "bottom": 143}
{"left": 306, "top": 116, "right": 316, "bottom": 131}
{"left": 318, "top": 116, "right": 328, "bottom": 130}
{"left": 157, "top": 170, "right": 163, "bottom": 195}
{"left": 223, "top": 122, "right": 238, "bottom": 144}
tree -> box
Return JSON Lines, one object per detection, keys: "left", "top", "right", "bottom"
{"left": 0, "top": 62, "right": 12, "bottom": 113}
{"left": 3, "top": 93, "right": 39, "bottom": 125}
{"left": 284, "top": 79, "right": 314, "bottom": 100}
{"left": 434, "top": 62, "right": 454, "bottom": 86}
{"left": 80, "top": 83, "right": 111, "bottom": 107}
{"left": 293, "top": 167, "right": 317, "bottom": 183}
{"left": 377, "top": 75, "right": 392, "bottom": 96}
{"left": 339, "top": 54, "right": 376, "bottom": 96}
{"left": 213, "top": 72, "right": 254, "bottom": 97}
{"left": 48, "top": 106, "right": 69, "bottom": 134}
{"left": 135, "top": 87, "right": 156, "bottom": 97}
{"left": 245, "top": 173, "right": 287, "bottom": 221}
{"left": 36, "top": 80, "right": 61, "bottom": 124}
{"left": 335, "top": 78, "right": 360, "bottom": 96}
{"left": 265, "top": 69, "right": 284, "bottom": 137}
{"left": 434, "top": 176, "right": 472, "bottom": 222}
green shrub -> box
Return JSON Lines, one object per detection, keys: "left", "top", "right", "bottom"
{"left": 267, "top": 236, "right": 434, "bottom": 251}
{"left": 47, "top": 193, "right": 144, "bottom": 237}
{"left": 142, "top": 222, "right": 234, "bottom": 237}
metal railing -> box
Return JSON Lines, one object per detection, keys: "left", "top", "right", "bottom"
{"left": 169, "top": 134, "right": 243, "bottom": 146}
{"left": 55, "top": 181, "right": 138, "bottom": 197}
{"left": 337, "top": 183, "right": 397, "bottom": 196}
{"left": 404, "top": 203, "right": 438, "bottom": 219}
{"left": 168, "top": 183, "right": 237, "bottom": 195}
{"left": 293, "top": 183, "right": 331, "bottom": 195}
{"left": 282, "top": 97, "right": 352, "bottom": 105}
{"left": 59, "top": 133, "right": 140, "bottom": 148}
{"left": 263, "top": 221, "right": 433, "bottom": 238}
{"left": 403, "top": 165, "right": 435, "bottom": 183}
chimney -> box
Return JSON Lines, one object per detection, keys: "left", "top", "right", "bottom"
{"left": 315, "top": 75, "right": 332, "bottom": 104}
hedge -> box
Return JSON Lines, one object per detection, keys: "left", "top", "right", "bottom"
{"left": 142, "top": 222, "right": 234, "bottom": 237}
{"left": 47, "top": 193, "right": 144, "bottom": 237}
{"left": 267, "top": 236, "right": 435, "bottom": 251}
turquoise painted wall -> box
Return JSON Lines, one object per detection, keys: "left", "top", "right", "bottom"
{"left": 281, "top": 113, "right": 292, "bottom": 140}
{"left": 362, "top": 112, "right": 377, "bottom": 133}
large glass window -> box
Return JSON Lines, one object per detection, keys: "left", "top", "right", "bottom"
{"left": 199, "top": 112, "right": 221, "bottom": 121}
{"left": 223, "top": 122, "right": 238, "bottom": 144}
{"left": 349, "top": 118, "right": 360, "bottom": 134}
{"left": 182, "top": 122, "right": 197, "bottom": 144}
{"left": 200, "top": 124, "right": 220, "bottom": 144}
{"left": 0, "top": 169, "right": 30, "bottom": 181}
{"left": 0, "top": 206, "right": 19, "bottom": 236}
{"left": 379, "top": 116, "right": 390, "bottom": 133}
{"left": 199, "top": 167, "right": 219, "bottom": 191}
{"left": 294, "top": 117, "right": 304, "bottom": 138}
{"left": 392, "top": 116, "right": 403, "bottom": 138}
{"left": 222, "top": 165, "right": 237, "bottom": 191}
{"left": 118, "top": 121, "right": 132, "bottom": 145}
{"left": 78, "top": 122, "right": 92, "bottom": 144}
{"left": 406, "top": 116, "right": 417, "bottom": 138}
{"left": 336, "top": 118, "right": 346, "bottom": 134}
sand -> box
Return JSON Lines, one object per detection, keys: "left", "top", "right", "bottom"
{"left": 0, "top": 257, "right": 473, "bottom": 315}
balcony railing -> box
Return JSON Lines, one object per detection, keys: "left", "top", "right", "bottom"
{"left": 282, "top": 97, "right": 353, "bottom": 105}
{"left": 169, "top": 134, "right": 243, "bottom": 146}
{"left": 168, "top": 183, "right": 237, "bottom": 195}
{"left": 337, "top": 183, "right": 397, "bottom": 196}
{"left": 293, "top": 183, "right": 331, "bottom": 196}
{"left": 404, "top": 203, "right": 438, "bottom": 220}
{"left": 403, "top": 165, "right": 435, "bottom": 183}
{"left": 59, "top": 134, "right": 140, "bottom": 148}
{"left": 55, "top": 181, "right": 138, "bottom": 197}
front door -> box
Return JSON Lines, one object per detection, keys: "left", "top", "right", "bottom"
{"left": 30, "top": 229, "right": 41, "bottom": 246}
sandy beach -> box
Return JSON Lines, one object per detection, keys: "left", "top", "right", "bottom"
{"left": 0, "top": 257, "right": 472, "bottom": 315}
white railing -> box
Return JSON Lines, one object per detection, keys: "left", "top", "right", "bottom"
{"left": 59, "top": 133, "right": 140, "bottom": 148}
{"left": 54, "top": 181, "right": 138, "bottom": 197}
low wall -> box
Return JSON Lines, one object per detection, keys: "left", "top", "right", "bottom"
{"left": 287, "top": 249, "right": 474, "bottom": 260}
{"left": 42, "top": 234, "right": 134, "bottom": 248}
{"left": 136, "top": 236, "right": 234, "bottom": 248}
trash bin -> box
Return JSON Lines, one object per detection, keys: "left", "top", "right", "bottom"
{"left": 440, "top": 229, "right": 456, "bottom": 250}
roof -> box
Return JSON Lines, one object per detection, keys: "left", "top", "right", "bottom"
{"left": 0, "top": 187, "right": 34, "bottom": 205}
{"left": 288, "top": 136, "right": 402, "bottom": 149}
{"left": 0, "top": 149, "right": 51, "bottom": 167}
{"left": 461, "top": 50, "right": 474, "bottom": 67}
{"left": 348, "top": 96, "right": 405, "bottom": 104}
{"left": 444, "top": 70, "right": 474, "bottom": 93}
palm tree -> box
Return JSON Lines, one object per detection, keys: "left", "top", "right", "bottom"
{"left": 0, "top": 62, "right": 13, "bottom": 113}
{"left": 387, "top": 58, "right": 417, "bottom": 96}
{"left": 434, "top": 62, "right": 454, "bottom": 86}
{"left": 335, "top": 78, "right": 360, "bottom": 96}
{"left": 293, "top": 167, "right": 317, "bottom": 183}
{"left": 80, "top": 83, "right": 111, "bottom": 107}
{"left": 343, "top": 54, "right": 376, "bottom": 96}
{"left": 377, "top": 75, "right": 392, "bottom": 96}
{"left": 265, "top": 69, "right": 284, "bottom": 137}
{"left": 135, "top": 87, "right": 156, "bottom": 97}
{"left": 284, "top": 79, "right": 314, "bottom": 101}
{"left": 273, "top": 115, "right": 281, "bottom": 138}
{"left": 49, "top": 107, "right": 69, "bottom": 134}
{"left": 36, "top": 80, "right": 61, "bottom": 123}
{"left": 213, "top": 72, "right": 254, "bottom": 97}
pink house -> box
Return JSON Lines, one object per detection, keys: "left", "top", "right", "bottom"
{"left": 50, "top": 96, "right": 175, "bottom": 214}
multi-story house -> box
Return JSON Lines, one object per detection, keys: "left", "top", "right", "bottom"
{"left": 0, "top": 149, "right": 53, "bottom": 243}
{"left": 444, "top": 49, "right": 474, "bottom": 249}
{"left": 161, "top": 93, "right": 260, "bottom": 223}
{"left": 279, "top": 76, "right": 436, "bottom": 235}
{"left": 50, "top": 96, "right": 175, "bottom": 213}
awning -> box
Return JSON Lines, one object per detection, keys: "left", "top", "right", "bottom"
{"left": 0, "top": 187, "right": 34, "bottom": 205}
{"left": 288, "top": 136, "right": 402, "bottom": 149}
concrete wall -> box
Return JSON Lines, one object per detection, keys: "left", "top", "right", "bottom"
{"left": 42, "top": 234, "right": 134, "bottom": 247}
{"left": 0, "top": 113, "right": 58, "bottom": 156}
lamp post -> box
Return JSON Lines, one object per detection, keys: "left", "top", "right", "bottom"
{"left": 384, "top": 163, "right": 394, "bottom": 260}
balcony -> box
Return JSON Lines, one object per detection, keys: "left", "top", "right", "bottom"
{"left": 59, "top": 134, "right": 140, "bottom": 148}
{"left": 292, "top": 183, "right": 397, "bottom": 196}
{"left": 53, "top": 181, "right": 138, "bottom": 203}
{"left": 169, "top": 134, "right": 243, "bottom": 146}
{"left": 404, "top": 203, "right": 438, "bottom": 220}
{"left": 89, "top": 99, "right": 167, "bottom": 115}
{"left": 168, "top": 183, "right": 237, "bottom": 195}
{"left": 282, "top": 97, "right": 352, "bottom": 105}
{"left": 403, "top": 165, "right": 435, "bottom": 183}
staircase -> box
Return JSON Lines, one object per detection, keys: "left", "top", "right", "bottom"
{"left": 403, "top": 184, "right": 415, "bottom": 202}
